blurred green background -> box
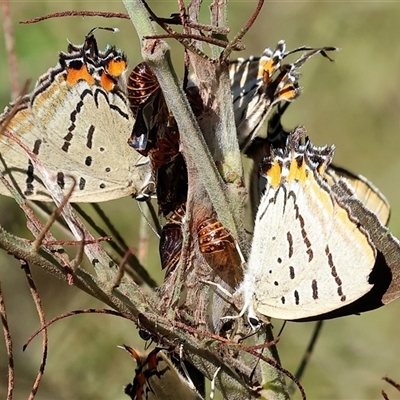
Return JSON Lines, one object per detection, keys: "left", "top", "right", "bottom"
{"left": 1, "top": 1, "right": 400, "bottom": 399}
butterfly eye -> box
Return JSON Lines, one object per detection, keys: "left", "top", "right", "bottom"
{"left": 248, "top": 316, "right": 261, "bottom": 330}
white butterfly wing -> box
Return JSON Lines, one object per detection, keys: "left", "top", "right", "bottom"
{"left": 0, "top": 43, "right": 150, "bottom": 202}
{"left": 244, "top": 151, "right": 376, "bottom": 320}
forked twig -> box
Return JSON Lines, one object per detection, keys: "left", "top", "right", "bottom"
{"left": 222, "top": 0, "right": 265, "bottom": 59}
{"left": 73, "top": 203, "right": 157, "bottom": 287}
{"left": 140, "top": 0, "right": 241, "bottom": 58}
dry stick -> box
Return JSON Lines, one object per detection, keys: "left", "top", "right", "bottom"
{"left": 174, "top": 319, "right": 280, "bottom": 350}
{"left": 140, "top": 0, "right": 234, "bottom": 59}
{"left": 383, "top": 376, "right": 400, "bottom": 391}
{"left": 73, "top": 203, "right": 157, "bottom": 287}
{"left": 0, "top": 173, "right": 77, "bottom": 283}
{"left": 137, "top": 205, "right": 151, "bottom": 267}
{"left": 242, "top": 338, "right": 281, "bottom": 352}
{"left": 138, "top": 313, "right": 252, "bottom": 356}
{"left": 137, "top": 315, "right": 256, "bottom": 393}
{"left": 28, "top": 202, "right": 78, "bottom": 243}
{"left": 144, "top": 33, "right": 244, "bottom": 50}
{"left": 169, "top": 319, "right": 301, "bottom": 397}
{"left": 20, "top": 10, "right": 130, "bottom": 24}
{"left": 113, "top": 248, "right": 134, "bottom": 288}
{"left": 244, "top": 346, "right": 306, "bottom": 400}
{"left": 222, "top": 0, "right": 265, "bottom": 60}
{"left": 172, "top": 321, "right": 296, "bottom": 388}
{"left": 23, "top": 308, "right": 137, "bottom": 350}
{"left": 20, "top": 6, "right": 228, "bottom": 34}
{"left": 175, "top": 0, "right": 188, "bottom": 35}
{"left": 184, "top": 21, "right": 230, "bottom": 35}
{"left": 136, "top": 200, "right": 161, "bottom": 237}
{"left": 31, "top": 176, "right": 77, "bottom": 252}
{"left": 172, "top": 319, "right": 246, "bottom": 345}
{"left": 73, "top": 204, "right": 123, "bottom": 248}
{"left": 289, "top": 320, "right": 324, "bottom": 394}
{"left": 1, "top": 0, "right": 20, "bottom": 99}
{"left": 0, "top": 152, "right": 78, "bottom": 285}
{"left": 381, "top": 391, "right": 390, "bottom": 400}
{"left": 176, "top": 0, "right": 229, "bottom": 35}
{"left": 0, "top": 81, "right": 30, "bottom": 131}
{"left": 21, "top": 261, "right": 48, "bottom": 400}
{"left": 209, "top": 0, "right": 220, "bottom": 24}
{"left": 21, "top": 6, "right": 237, "bottom": 60}
{"left": 69, "top": 225, "right": 86, "bottom": 270}
{"left": 382, "top": 376, "right": 400, "bottom": 400}
{"left": 40, "top": 237, "right": 111, "bottom": 246}
{"left": 141, "top": 0, "right": 183, "bottom": 35}
{"left": 90, "top": 203, "right": 130, "bottom": 251}
{"left": 174, "top": 320, "right": 300, "bottom": 397}
{"left": 144, "top": 200, "right": 160, "bottom": 233}
{"left": 0, "top": 175, "right": 79, "bottom": 284}
{"left": 0, "top": 281, "right": 14, "bottom": 400}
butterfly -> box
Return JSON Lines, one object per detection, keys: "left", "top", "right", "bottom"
{"left": 121, "top": 345, "right": 203, "bottom": 400}
{"left": 238, "top": 127, "right": 400, "bottom": 325}
{"left": 246, "top": 103, "right": 391, "bottom": 228}
{"left": 0, "top": 29, "right": 151, "bottom": 202}
{"left": 229, "top": 41, "right": 337, "bottom": 150}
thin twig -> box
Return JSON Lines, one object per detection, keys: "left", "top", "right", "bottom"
{"left": 381, "top": 390, "right": 390, "bottom": 400}
{"left": 1, "top": 0, "right": 20, "bottom": 99}
{"left": 244, "top": 345, "right": 306, "bottom": 400}
{"left": 289, "top": 320, "right": 324, "bottom": 393}
{"left": 0, "top": 281, "right": 14, "bottom": 400}
{"left": 144, "top": 33, "right": 244, "bottom": 50}
{"left": 20, "top": 10, "right": 130, "bottom": 24}
{"left": 23, "top": 308, "right": 137, "bottom": 350}
{"left": 31, "top": 177, "right": 76, "bottom": 252}
{"left": 113, "top": 248, "right": 134, "bottom": 288}
{"left": 21, "top": 260, "right": 48, "bottom": 400}
{"left": 222, "top": 0, "right": 265, "bottom": 60}
{"left": 383, "top": 376, "right": 400, "bottom": 391}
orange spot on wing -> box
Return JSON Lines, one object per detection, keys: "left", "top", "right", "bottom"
{"left": 287, "top": 158, "right": 307, "bottom": 184}
{"left": 277, "top": 84, "right": 298, "bottom": 101}
{"left": 146, "top": 349, "right": 159, "bottom": 370}
{"left": 267, "top": 161, "right": 282, "bottom": 188}
{"left": 107, "top": 58, "right": 127, "bottom": 78}
{"left": 66, "top": 65, "right": 95, "bottom": 86}
{"left": 100, "top": 73, "right": 115, "bottom": 91}
{"left": 260, "top": 58, "right": 278, "bottom": 84}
